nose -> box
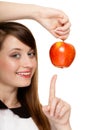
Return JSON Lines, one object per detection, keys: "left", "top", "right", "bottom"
{"left": 20, "top": 55, "right": 34, "bottom": 68}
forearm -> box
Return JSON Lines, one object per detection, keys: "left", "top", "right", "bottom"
{"left": 0, "top": 1, "right": 42, "bottom": 22}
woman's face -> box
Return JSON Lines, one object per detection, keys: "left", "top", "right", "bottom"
{"left": 0, "top": 35, "right": 37, "bottom": 89}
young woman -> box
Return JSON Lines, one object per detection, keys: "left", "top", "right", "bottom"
{"left": 0, "top": 22, "right": 71, "bottom": 130}
{"left": 0, "top": 1, "right": 71, "bottom": 40}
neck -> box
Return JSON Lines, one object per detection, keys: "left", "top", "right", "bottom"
{"left": 0, "top": 85, "right": 20, "bottom": 108}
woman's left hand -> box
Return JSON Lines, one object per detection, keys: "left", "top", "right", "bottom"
{"left": 42, "top": 75, "right": 71, "bottom": 130}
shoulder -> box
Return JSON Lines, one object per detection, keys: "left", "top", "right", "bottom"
{"left": 0, "top": 109, "right": 38, "bottom": 130}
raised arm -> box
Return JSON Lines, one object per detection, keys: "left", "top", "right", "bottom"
{"left": 0, "top": 1, "right": 71, "bottom": 40}
{"left": 0, "top": 2, "right": 40, "bottom": 21}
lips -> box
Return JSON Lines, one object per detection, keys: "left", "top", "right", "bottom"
{"left": 16, "top": 71, "right": 32, "bottom": 78}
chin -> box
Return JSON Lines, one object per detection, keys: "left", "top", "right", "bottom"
{"left": 17, "top": 81, "right": 31, "bottom": 88}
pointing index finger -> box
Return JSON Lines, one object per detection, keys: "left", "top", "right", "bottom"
{"left": 49, "top": 74, "right": 57, "bottom": 104}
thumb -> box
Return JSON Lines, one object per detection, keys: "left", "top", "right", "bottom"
{"left": 42, "top": 105, "right": 50, "bottom": 118}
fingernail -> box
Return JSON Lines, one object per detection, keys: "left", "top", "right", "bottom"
{"left": 50, "top": 111, "right": 54, "bottom": 117}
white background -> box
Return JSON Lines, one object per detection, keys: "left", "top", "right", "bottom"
{"left": 1, "top": 0, "right": 87, "bottom": 130}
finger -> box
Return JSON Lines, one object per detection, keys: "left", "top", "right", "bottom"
{"left": 49, "top": 74, "right": 57, "bottom": 104}
{"left": 52, "top": 31, "right": 70, "bottom": 40}
{"left": 60, "top": 16, "right": 69, "bottom": 25}
{"left": 62, "top": 22, "right": 71, "bottom": 31}
{"left": 55, "top": 22, "right": 71, "bottom": 32}
{"left": 51, "top": 31, "right": 69, "bottom": 39}
{"left": 42, "top": 105, "right": 50, "bottom": 113}
{"left": 59, "top": 103, "right": 71, "bottom": 117}
{"left": 50, "top": 97, "right": 60, "bottom": 117}
{"left": 58, "top": 33, "right": 70, "bottom": 41}
{"left": 54, "top": 99, "right": 64, "bottom": 118}
{"left": 51, "top": 31, "right": 61, "bottom": 38}
{"left": 55, "top": 28, "right": 70, "bottom": 36}
{"left": 42, "top": 105, "right": 50, "bottom": 118}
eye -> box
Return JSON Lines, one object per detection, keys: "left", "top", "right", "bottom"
{"left": 28, "top": 51, "right": 35, "bottom": 58}
{"left": 10, "top": 53, "right": 21, "bottom": 59}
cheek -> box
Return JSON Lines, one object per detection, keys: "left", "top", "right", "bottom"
{"left": 0, "top": 59, "right": 18, "bottom": 73}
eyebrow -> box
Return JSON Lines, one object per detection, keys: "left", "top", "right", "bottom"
{"left": 10, "top": 48, "right": 22, "bottom": 51}
{"left": 8, "top": 48, "right": 22, "bottom": 53}
{"left": 9, "top": 47, "right": 33, "bottom": 52}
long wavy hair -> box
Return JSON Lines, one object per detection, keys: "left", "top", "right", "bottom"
{"left": 0, "top": 22, "right": 51, "bottom": 130}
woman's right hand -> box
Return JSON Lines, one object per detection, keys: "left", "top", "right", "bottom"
{"left": 35, "top": 6, "right": 71, "bottom": 40}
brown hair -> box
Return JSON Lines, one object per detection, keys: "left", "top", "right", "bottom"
{"left": 0, "top": 22, "right": 51, "bottom": 130}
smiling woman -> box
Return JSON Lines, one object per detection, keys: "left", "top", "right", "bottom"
{"left": 0, "top": 22, "right": 50, "bottom": 130}
{"left": 0, "top": 22, "right": 71, "bottom": 130}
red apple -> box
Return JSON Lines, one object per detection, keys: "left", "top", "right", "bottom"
{"left": 49, "top": 41, "right": 76, "bottom": 68}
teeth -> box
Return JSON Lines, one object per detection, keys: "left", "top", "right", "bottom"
{"left": 17, "top": 72, "right": 31, "bottom": 76}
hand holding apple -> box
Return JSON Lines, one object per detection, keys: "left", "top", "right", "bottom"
{"left": 49, "top": 41, "right": 76, "bottom": 68}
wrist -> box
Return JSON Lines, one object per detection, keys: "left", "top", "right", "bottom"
{"left": 55, "top": 123, "right": 72, "bottom": 130}
{"left": 30, "top": 5, "right": 46, "bottom": 22}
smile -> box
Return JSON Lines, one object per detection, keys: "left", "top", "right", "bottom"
{"left": 16, "top": 72, "right": 32, "bottom": 78}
